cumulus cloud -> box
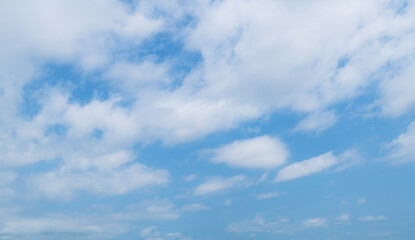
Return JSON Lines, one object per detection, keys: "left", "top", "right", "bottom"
{"left": 0, "top": 1, "right": 414, "bottom": 239}
{"left": 193, "top": 175, "right": 246, "bottom": 196}
{"left": 275, "top": 152, "right": 338, "bottom": 182}
{"left": 206, "top": 135, "right": 288, "bottom": 169}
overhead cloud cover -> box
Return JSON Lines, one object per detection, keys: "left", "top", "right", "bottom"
{"left": 0, "top": 0, "right": 414, "bottom": 239}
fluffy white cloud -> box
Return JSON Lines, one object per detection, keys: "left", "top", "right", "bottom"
{"left": 184, "top": 0, "right": 415, "bottom": 120}
{"left": 193, "top": 175, "right": 246, "bottom": 196}
{"left": 275, "top": 152, "right": 338, "bottom": 182}
{"left": 389, "top": 121, "right": 415, "bottom": 163}
{"left": 358, "top": 215, "right": 388, "bottom": 222}
{"left": 0, "top": 0, "right": 163, "bottom": 68}
{"left": 207, "top": 135, "right": 288, "bottom": 169}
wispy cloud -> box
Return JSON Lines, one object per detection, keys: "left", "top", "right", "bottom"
{"left": 256, "top": 192, "right": 282, "bottom": 200}
{"left": 193, "top": 175, "right": 246, "bottom": 196}
{"left": 275, "top": 152, "right": 338, "bottom": 182}
{"left": 358, "top": 215, "right": 388, "bottom": 222}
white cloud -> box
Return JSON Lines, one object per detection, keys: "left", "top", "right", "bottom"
{"left": 303, "top": 218, "right": 327, "bottom": 228}
{"left": 207, "top": 135, "right": 288, "bottom": 169}
{"left": 335, "top": 214, "right": 350, "bottom": 223}
{"left": 0, "top": 172, "right": 17, "bottom": 187}
{"left": 181, "top": 203, "right": 209, "bottom": 212}
{"left": 0, "top": 172, "right": 17, "bottom": 201}
{"left": 193, "top": 175, "right": 246, "bottom": 196}
{"left": 29, "top": 164, "right": 168, "bottom": 200}
{"left": 105, "top": 61, "right": 172, "bottom": 92}
{"left": 0, "top": 199, "right": 180, "bottom": 239}
{"left": 389, "top": 121, "right": 415, "bottom": 163}
{"left": 357, "top": 198, "right": 367, "bottom": 204}
{"left": 184, "top": 0, "right": 415, "bottom": 121}
{"left": 0, "top": 210, "right": 125, "bottom": 239}
{"left": 358, "top": 215, "right": 388, "bottom": 222}
{"left": 0, "top": 0, "right": 163, "bottom": 69}
{"left": 380, "top": 61, "right": 415, "bottom": 117}
{"left": 333, "top": 148, "right": 363, "bottom": 172}
{"left": 185, "top": 174, "right": 197, "bottom": 182}
{"left": 257, "top": 173, "right": 268, "bottom": 183}
{"left": 227, "top": 216, "right": 294, "bottom": 234}
{"left": 140, "top": 226, "right": 192, "bottom": 240}
{"left": 294, "top": 111, "right": 337, "bottom": 133}
{"left": 227, "top": 216, "right": 327, "bottom": 234}
{"left": 256, "top": 192, "right": 281, "bottom": 200}
{"left": 275, "top": 152, "right": 338, "bottom": 182}
{"left": 114, "top": 199, "right": 181, "bottom": 221}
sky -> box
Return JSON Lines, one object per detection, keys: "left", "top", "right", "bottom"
{"left": 1, "top": 0, "right": 415, "bottom": 239}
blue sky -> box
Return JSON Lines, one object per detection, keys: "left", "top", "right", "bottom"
{"left": 1, "top": 0, "right": 415, "bottom": 239}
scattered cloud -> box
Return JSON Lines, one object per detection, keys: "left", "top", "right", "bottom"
{"left": 303, "top": 218, "right": 327, "bottom": 228}
{"left": 389, "top": 121, "right": 415, "bottom": 163}
{"left": 224, "top": 199, "right": 232, "bottom": 206}
{"left": 206, "top": 135, "right": 289, "bottom": 169}
{"left": 29, "top": 164, "right": 168, "bottom": 200}
{"left": 275, "top": 152, "right": 338, "bottom": 182}
{"left": 140, "top": 226, "right": 193, "bottom": 240}
{"left": 194, "top": 175, "right": 246, "bottom": 196}
{"left": 257, "top": 173, "right": 268, "bottom": 183}
{"left": 181, "top": 203, "right": 209, "bottom": 212}
{"left": 358, "top": 215, "right": 388, "bottom": 222}
{"left": 185, "top": 174, "right": 197, "bottom": 182}
{"left": 256, "top": 192, "right": 282, "bottom": 200}
{"left": 294, "top": 111, "right": 337, "bottom": 133}
{"left": 112, "top": 199, "right": 181, "bottom": 221}
{"left": 227, "top": 216, "right": 295, "bottom": 234}
{"left": 335, "top": 214, "right": 351, "bottom": 224}
{"left": 357, "top": 198, "right": 367, "bottom": 205}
